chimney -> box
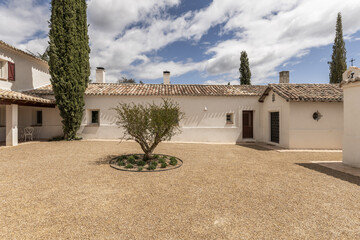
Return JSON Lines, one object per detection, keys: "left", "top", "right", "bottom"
{"left": 96, "top": 67, "right": 105, "bottom": 83}
{"left": 163, "top": 71, "right": 170, "bottom": 84}
{"left": 279, "top": 71, "right": 289, "bottom": 84}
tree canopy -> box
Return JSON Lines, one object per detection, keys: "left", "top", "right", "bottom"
{"left": 239, "top": 51, "right": 251, "bottom": 85}
{"left": 49, "top": 0, "right": 90, "bottom": 140}
{"left": 113, "top": 99, "right": 184, "bottom": 160}
{"left": 329, "top": 12, "right": 347, "bottom": 84}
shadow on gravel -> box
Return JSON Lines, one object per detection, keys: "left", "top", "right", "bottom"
{"left": 93, "top": 155, "right": 116, "bottom": 165}
{"left": 237, "top": 144, "right": 273, "bottom": 151}
{"left": 297, "top": 163, "right": 360, "bottom": 186}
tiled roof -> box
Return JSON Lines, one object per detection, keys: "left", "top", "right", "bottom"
{"left": 0, "top": 40, "right": 48, "bottom": 64}
{"left": 27, "top": 83, "right": 268, "bottom": 97}
{"left": 259, "top": 84, "right": 343, "bottom": 102}
{"left": 0, "top": 89, "right": 55, "bottom": 106}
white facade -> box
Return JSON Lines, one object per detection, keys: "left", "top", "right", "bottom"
{"left": 79, "top": 95, "right": 260, "bottom": 143}
{"left": 342, "top": 67, "right": 360, "bottom": 167}
{"left": 259, "top": 89, "right": 342, "bottom": 149}
{"left": 0, "top": 41, "right": 346, "bottom": 149}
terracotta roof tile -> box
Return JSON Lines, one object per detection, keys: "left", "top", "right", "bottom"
{"left": 0, "top": 89, "right": 55, "bottom": 105}
{"left": 27, "top": 83, "right": 267, "bottom": 97}
{"left": 259, "top": 84, "right": 343, "bottom": 102}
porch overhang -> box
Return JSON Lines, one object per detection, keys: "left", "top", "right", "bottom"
{"left": 0, "top": 89, "right": 56, "bottom": 108}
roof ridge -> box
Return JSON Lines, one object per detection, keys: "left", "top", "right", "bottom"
{"left": 0, "top": 40, "right": 48, "bottom": 64}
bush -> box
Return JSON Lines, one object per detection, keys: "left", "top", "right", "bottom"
{"left": 125, "top": 164, "right": 134, "bottom": 169}
{"left": 158, "top": 158, "right": 166, "bottom": 164}
{"left": 117, "top": 155, "right": 125, "bottom": 161}
{"left": 117, "top": 160, "right": 125, "bottom": 166}
{"left": 153, "top": 154, "right": 159, "bottom": 159}
{"left": 170, "top": 158, "right": 178, "bottom": 166}
{"left": 137, "top": 160, "right": 146, "bottom": 166}
{"left": 128, "top": 156, "right": 136, "bottom": 164}
{"left": 138, "top": 167, "right": 143, "bottom": 171}
{"left": 133, "top": 155, "right": 140, "bottom": 159}
{"left": 170, "top": 156, "right": 176, "bottom": 161}
{"left": 147, "top": 161, "right": 157, "bottom": 170}
{"left": 161, "top": 162, "right": 167, "bottom": 168}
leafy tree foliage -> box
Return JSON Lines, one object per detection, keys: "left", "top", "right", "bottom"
{"left": 49, "top": 0, "right": 90, "bottom": 140}
{"left": 239, "top": 51, "right": 251, "bottom": 85}
{"left": 27, "top": 46, "right": 50, "bottom": 62}
{"left": 117, "top": 77, "right": 136, "bottom": 84}
{"left": 114, "top": 99, "right": 184, "bottom": 160}
{"left": 329, "top": 12, "right": 347, "bottom": 84}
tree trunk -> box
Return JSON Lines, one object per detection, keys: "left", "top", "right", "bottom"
{"left": 143, "top": 151, "right": 153, "bottom": 161}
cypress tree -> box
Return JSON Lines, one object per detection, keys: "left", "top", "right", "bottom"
{"left": 239, "top": 51, "right": 251, "bottom": 85}
{"left": 329, "top": 12, "right": 347, "bottom": 84}
{"left": 49, "top": 0, "right": 90, "bottom": 140}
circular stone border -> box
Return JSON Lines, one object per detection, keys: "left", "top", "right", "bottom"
{"left": 109, "top": 154, "right": 183, "bottom": 172}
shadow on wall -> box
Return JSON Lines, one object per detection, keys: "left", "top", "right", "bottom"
{"left": 297, "top": 163, "right": 360, "bottom": 186}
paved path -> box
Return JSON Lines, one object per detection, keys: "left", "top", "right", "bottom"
{"left": 0, "top": 141, "right": 359, "bottom": 239}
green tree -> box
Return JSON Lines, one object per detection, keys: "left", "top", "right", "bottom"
{"left": 26, "top": 46, "right": 50, "bottom": 62}
{"left": 113, "top": 99, "right": 184, "bottom": 160}
{"left": 329, "top": 12, "right": 347, "bottom": 84}
{"left": 117, "top": 77, "right": 136, "bottom": 84}
{"left": 49, "top": 0, "right": 90, "bottom": 140}
{"left": 239, "top": 51, "right": 251, "bottom": 85}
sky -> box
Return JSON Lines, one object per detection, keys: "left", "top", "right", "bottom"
{"left": 1, "top": 0, "right": 360, "bottom": 85}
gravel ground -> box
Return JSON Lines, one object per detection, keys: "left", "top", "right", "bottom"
{"left": 0, "top": 141, "right": 359, "bottom": 239}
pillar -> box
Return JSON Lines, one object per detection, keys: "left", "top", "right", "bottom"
{"left": 6, "top": 104, "right": 18, "bottom": 146}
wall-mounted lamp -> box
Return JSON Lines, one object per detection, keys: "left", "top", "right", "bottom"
{"left": 204, "top": 107, "right": 208, "bottom": 111}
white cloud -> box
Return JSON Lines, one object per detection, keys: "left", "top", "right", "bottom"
{"left": 2, "top": 0, "right": 360, "bottom": 84}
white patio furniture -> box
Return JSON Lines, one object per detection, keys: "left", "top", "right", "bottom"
{"left": 33, "top": 127, "right": 41, "bottom": 140}
{"left": 23, "top": 127, "right": 34, "bottom": 141}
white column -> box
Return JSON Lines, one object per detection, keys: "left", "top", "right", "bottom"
{"left": 6, "top": 104, "right": 18, "bottom": 146}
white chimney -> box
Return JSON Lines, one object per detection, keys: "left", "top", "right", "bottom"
{"left": 279, "top": 71, "right": 289, "bottom": 83}
{"left": 96, "top": 67, "right": 105, "bottom": 83}
{"left": 163, "top": 71, "right": 170, "bottom": 84}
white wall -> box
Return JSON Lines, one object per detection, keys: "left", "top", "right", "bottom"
{"left": 259, "top": 90, "right": 290, "bottom": 148}
{"left": 342, "top": 81, "right": 360, "bottom": 167}
{"left": 79, "top": 95, "right": 261, "bottom": 143}
{"left": 288, "top": 102, "right": 343, "bottom": 149}
{"left": 0, "top": 46, "right": 50, "bottom": 91}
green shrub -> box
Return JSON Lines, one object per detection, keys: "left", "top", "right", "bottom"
{"left": 117, "top": 160, "right": 125, "bottom": 166}
{"left": 153, "top": 154, "right": 159, "bottom": 159}
{"left": 117, "top": 155, "right": 125, "bottom": 161}
{"left": 128, "top": 156, "right": 136, "bottom": 164}
{"left": 170, "top": 158, "right": 178, "bottom": 166}
{"left": 147, "top": 161, "right": 157, "bottom": 170}
{"left": 147, "top": 164, "right": 156, "bottom": 171}
{"left": 133, "top": 155, "right": 140, "bottom": 159}
{"left": 137, "top": 160, "right": 146, "bottom": 166}
{"left": 170, "top": 156, "right": 176, "bottom": 161}
{"left": 161, "top": 162, "right": 167, "bottom": 168}
{"left": 138, "top": 167, "right": 143, "bottom": 171}
{"left": 125, "top": 164, "right": 134, "bottom": 169}
{"left": 158, "top": 158, "right": 166, "bottom": 164}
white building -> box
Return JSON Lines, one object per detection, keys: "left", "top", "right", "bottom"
{"left": 0, "top": 40, "right": 344, "bottom": 149}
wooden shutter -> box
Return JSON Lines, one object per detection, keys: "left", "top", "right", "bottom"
{"left": 8, "top": 62, "right": 15, "bottom": 81}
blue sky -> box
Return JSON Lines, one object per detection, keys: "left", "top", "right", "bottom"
{"left": 1, "top": 0, "right": 360, "bottom": 85}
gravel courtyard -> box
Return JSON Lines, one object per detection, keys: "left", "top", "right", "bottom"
{"left": 0, "top": 141, "right": 359, "bottom": 239}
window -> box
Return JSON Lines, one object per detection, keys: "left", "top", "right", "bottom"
{"left": 36, "top": 111, "right": 43, "bottom": 125}
{"left": 8, "top": 62, "right": 15, "bottom": 81}
{"left": 0, "top": 61, "right": 6, "bottom": 79}
{"left": 226, "top": 113, "right": 234, "bottom": 124}
{"left": 91, "top": 110, "right": 99, "bottom": 124}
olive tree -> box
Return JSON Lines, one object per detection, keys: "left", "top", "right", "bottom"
{"left": 114, "top": 99, "right": 184, "bottom": 160}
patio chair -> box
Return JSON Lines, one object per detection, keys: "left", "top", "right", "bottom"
{"left": 33, "top": 127, "right": 41, "bottom": 140}
{"left": 24, "top": 127, "right": 34, "bottom": 141}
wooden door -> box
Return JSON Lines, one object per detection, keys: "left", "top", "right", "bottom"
{"left": 242, "top": 111, "right": 253, "bottom": 139}
{"left": 270, "top": 112, "right": 279, "bottom": 143}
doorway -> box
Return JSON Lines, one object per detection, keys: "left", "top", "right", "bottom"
{"left": 242, "top": 111, "right": 253, "bottom": 139}
{"left": 270, "top": 112, "right": 279, "bottom": 143}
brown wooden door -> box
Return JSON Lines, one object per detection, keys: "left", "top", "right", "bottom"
{"left": 242, "top": 111, "right": 253, "bottom": 139}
